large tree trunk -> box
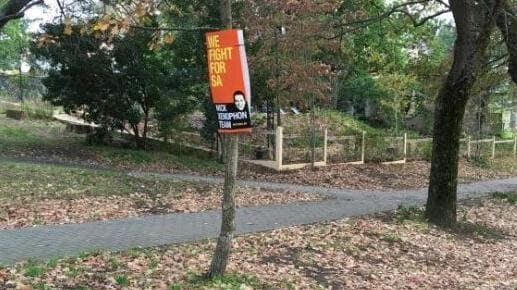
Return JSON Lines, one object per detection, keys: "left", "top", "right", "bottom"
{"left": 207, "top": 0, "right": 238, "bottom": 278}
{"left": 426, "top": 0, "right": 499, "bottom": 227}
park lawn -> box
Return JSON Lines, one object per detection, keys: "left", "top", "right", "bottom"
{"left": 0, "top": 114, "right": 223, "bottom": 174}
{"left": 0, "top": 195, "right": 515, "bottom": 289}
{"left": 1, "top": 114, "right": 515, "bottom": 191}
{"left": 0, "top": 161, "right": 323, "bottom": 229}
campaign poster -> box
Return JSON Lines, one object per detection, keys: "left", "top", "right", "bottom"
{"left": 206, "top": 29, "right": 252, "bottom": 134}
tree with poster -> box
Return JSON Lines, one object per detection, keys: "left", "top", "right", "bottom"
{"left": 206, "top": 0, "right": 251, "bottom": 278}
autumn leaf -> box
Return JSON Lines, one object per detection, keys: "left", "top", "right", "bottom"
{"left": 63, "top": 16, "right": 73, "bottom": 35}
{"left": 94, "top": 15, "right": 112, "bottom": 32}
{"left": 63, "top": 25, "right": 73, "bottom": 36}
{"left": 79, "top": 25, "right": 88, "bottom": 35}
{"left": 135, "top": 4, "right": 147, "bottom": 19}
{"left": 36, "top": 34, "right": 57, "bottom": 48}
{"left": 163, "top": 33, "right": 174, "bottom": 44}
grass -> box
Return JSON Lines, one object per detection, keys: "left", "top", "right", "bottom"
{"left": 169, "top": 273, "right": 272, "bottom": 290}
{"left": 0, "top": 161, "right": 191, "bottom": 200}
{"left": 24, "top": 260, "right": 44, "bottom": 278}
{"left": 98, "top": 144, "right": 222, "bottom": 173}
{"left": 394, "top": 205, "right": 427, "bottom": 223}
{"left": 0, "top": 100, "right": 55, "bottom": 120}
{"left": 115, "top": 274, "right": 130, "bottom": 287}
{"left": 0, "top": 126, "right": 41, "bottom": 142}
{"left": 452, "top": 221, "right": 507, "bottom": 240}
{"left": 0, "top": 114, "right": 223, "bottom": 173}
{"left": 20, "top": 102, "right": 55, "bottom": 120}
{"left": 469, "top": 155, "right": 491, "bottom": 169}
{"left": 484, "top": 157, "right": 517, "bottom": 174}
{"left": 493, "top": 192, "right": 517, "bottom": 204}
{"left": 0, "top": 115, "right": 76, "bottom": 151}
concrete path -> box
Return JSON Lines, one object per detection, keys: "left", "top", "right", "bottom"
{"left": 0, "top": 164, "right": 515, "bottom": 265}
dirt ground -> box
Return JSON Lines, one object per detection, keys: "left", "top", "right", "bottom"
{"left": 0, "top": 185, "right": 323, "bottom": 230}
{"left": 241, "top": 159, "right": 516, "bottom": 190}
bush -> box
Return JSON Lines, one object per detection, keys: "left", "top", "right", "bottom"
{"left": 407, "top": 140, "right": 433, "bottom": 161}
{"left": 86, "top": 127, "right": 113, "bottom": 146}
{"left": 395, "top": 205, "right": 426, "bottom": 223}
{"left": 493, "top": 192, "right": 517, "bottom": 204}
{"left": 470, "top": 155, "right": 490, "bottom": 169}
{"left": 365, "top": 135, "right": 404, "bottom": 162}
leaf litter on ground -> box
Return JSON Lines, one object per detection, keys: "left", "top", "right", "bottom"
{"left": 0, "top": 197, "right": 515, "bottom": 289}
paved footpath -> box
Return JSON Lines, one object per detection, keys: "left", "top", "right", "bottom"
{"left": 0, "top": 161, "right": 516, "bottom": 265}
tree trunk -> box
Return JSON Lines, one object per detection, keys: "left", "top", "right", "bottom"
{"left": 266, "top": 100, "right": 275, "bottom": 159}
{"left": 425, "top": 90, "right": 467, "bottom": 226}
{"left": 142, "top": 111, "right": 149, "bottom": 151}
{"left": 207, "top": 134, "right": 238, "bottom": 277}
{"left": 207, "top": 0, "right": 238, "bottom": 278}
{"left": 132, "top": 124, "right": 144, "bottom": 150}
{"left": 426, "top": 0, "right": 497, "bottom": 227}
{"left": 217, "top": 133, "right": 224, "bottom": 163}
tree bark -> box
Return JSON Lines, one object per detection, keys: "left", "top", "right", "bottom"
{"left": 142, "top": 109, "right": 149, "bottom": 151}
{"left": 207, "top": 0, "right": 238, "bottom": 278}
{"left": 207, "top": 134, "right": 238, "bottom": 277}
{"left": 132, "top": 123, "right": 144, "bottom": 150}
{"left": 426, "top": 0, "right": 499, "bottom": 227}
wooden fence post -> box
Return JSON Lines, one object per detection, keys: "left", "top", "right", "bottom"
{"left": 514, "top": 135, "right": 517, "bottom": 157}
{"left": 403, "top": 133, "right": 407, "bottom": 162}
{"left": 361, "top": 131, "right": 366, "bottom": 164}
{"left": 492, "top": 136, "right": 496, "bottom": 159}
{"left": 275, "top": 126, "right": 283, "bottom": 170}
{"left": 467, "top": 135, "right": 471, "bottom": 159}
{"left": 323, "top": 128, "right": 328, "bottom": 165}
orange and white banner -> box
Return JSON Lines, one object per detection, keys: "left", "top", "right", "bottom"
{"left": 206, "top": 29, "right": 252, "bottom": 134}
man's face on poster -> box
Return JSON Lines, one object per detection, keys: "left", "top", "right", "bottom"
{"left": 234, "top": 93, "right": 246, "bottom": 111}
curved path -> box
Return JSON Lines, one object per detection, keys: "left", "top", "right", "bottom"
{"left": 0, "top": 158, "right": 516, "bottom": 265}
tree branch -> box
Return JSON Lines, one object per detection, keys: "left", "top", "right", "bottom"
{"left": 0, "top": 0, "right": 44, "bottom": 29}
{"left": 333, "top": 0, "right": 450, "bottom": 37}
{"left": 338, "top": 0, "right": 431, "bottom": 27}
{"left": 130, "top": 24, "right": 218, "bottom": 32}
{"left": 399, "top": 9, "right": 451, "bottom": 27}
{"left": 496, "top": 1, "right": 517, "bottom": 82}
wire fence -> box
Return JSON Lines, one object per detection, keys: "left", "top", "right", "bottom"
{"left": 326, "top": 133, "right": 363, "bottom": 163}
{"left": 282, "top": 129, "right": 325, "bottom": 165}
{"left": 242, "top": 127, "right": 517, "bottom": 170}
{"left": 0, "top": 74, "right": 46, "bottom": 101}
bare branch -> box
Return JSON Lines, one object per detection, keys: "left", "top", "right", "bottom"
{"left": 333, "top": 0, "right": 450, "bottom": 38}
{"left": 0, "top": 0, "right": 44, "bottom": 29}
{"left": 434, "top": 0, "right": 450, "bottom": 8}
{"left": 55, "top": 0, "right": 65, "bottom": 17}
{"left": 130, "top": 24, "right": 218, "bottom": 32}
{"left": 496, "top": 1, "right": 517, "bottom": 82}
{"left": 400, "top": 9, "right": 451, "bottom": 27}
{"left": 338, "top": 0, "right": 431, "bottom": 27}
